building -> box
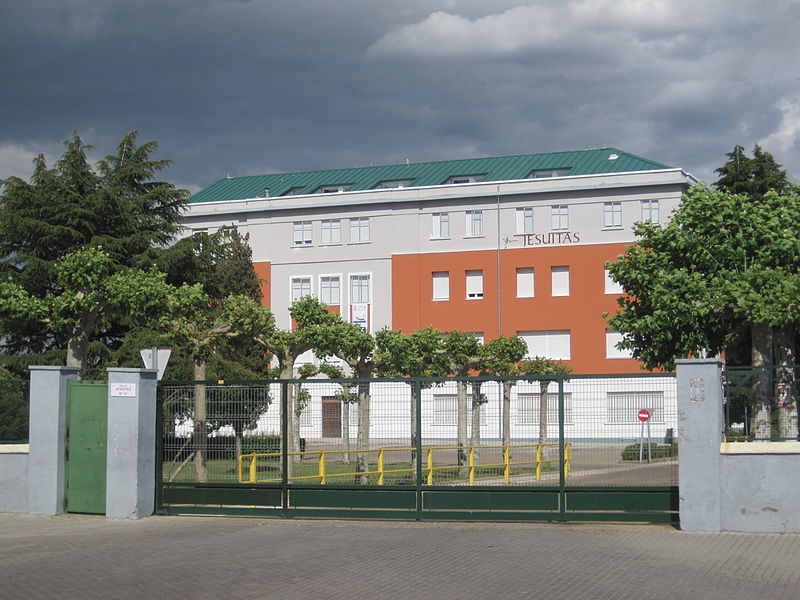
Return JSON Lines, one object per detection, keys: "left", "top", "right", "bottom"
{"left": 184, "top": 148, "right": 696, "bottom": 375}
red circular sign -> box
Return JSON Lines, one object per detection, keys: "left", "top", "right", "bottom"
{"left": 638, "top": 409, "right": 651, "bottom": 422}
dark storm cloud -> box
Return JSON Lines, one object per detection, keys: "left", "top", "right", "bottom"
{"left": 1, "top": 1, "right": 799, "bottom": 192}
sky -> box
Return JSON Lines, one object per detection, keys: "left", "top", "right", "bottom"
{"left": 1, "top": 0, "right": 798, "bottom": 194}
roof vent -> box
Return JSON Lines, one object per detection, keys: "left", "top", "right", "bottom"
{"left": 608, "top": 153, "right": 619, "bottom": 160}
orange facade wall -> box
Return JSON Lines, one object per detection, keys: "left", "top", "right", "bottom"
{"left": 392, "top": 243, "right": 643, "bottom": 374}
{"left": 253, "top": 261, "right": 271, "bottom": 308}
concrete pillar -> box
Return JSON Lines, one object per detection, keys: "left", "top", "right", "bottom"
{"left": 106, "top": 368, "right": 158, "bottom": 519}
{"left": 676, "top": 358, "right": 724, "bottom": 532}
{"left": 27, "top": 365, "right": 80, "bottom": 515}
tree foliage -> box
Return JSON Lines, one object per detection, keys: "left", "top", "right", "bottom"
{"left": 714, "top": 144, "right": 790, "bottom": 200}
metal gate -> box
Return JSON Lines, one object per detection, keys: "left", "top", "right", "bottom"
{"left": 157, "top": 374, "right": 678, "bottom": 523}
{"left": 66, "top": 380, "right": 108, "bottom": 514}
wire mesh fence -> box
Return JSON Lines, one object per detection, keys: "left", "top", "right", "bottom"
{"left": 723, "top": 366, "right": 799, "bottom": 441}
{"left": 0, "top": 379, "right": 30, "bottom": 443}
{"left": 160, "top": 373, "right": 678, "bottom": 488}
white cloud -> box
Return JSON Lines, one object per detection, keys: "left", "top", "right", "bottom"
{"left": 0, "top": 143, "right": 44, "bottom": 182}
{"left": 758, "top": 96, "right": 800, "bottom": 153}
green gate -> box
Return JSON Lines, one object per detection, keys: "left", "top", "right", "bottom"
{"left": 66, "top": 380, "right": 108, "bottom": 514}
{"left": 158, "top": 375, "right": 679, "bottom": 523}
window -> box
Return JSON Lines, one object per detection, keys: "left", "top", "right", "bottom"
{"left": 317, "top": 185, "right": 349, "bottom": 193}
{"left": 320, "top": 276, "right": 341, "bottom": 306}
{"left": 517, "top": 393, "right": 573, "bottom": 424}
{"left": 604, "top": 269, "right": 624, "bottom": 294}
{"left": 284, "top": 187, "right": 306, "bottom": 195}
{"left": 290, "top": 277, "right": 312, "bottom": 302}
{"left": 433, "top": 394, "right": 458, "bottom": 426}
{"left": 551, "top": 205, "right": 569, "bottom": 231}
{"left": 375, "top": 180, "right": 413, "bottom": 189}
{"left": 603, "top": 202, "right": 622, "bottom": 228}
{"left": 350, "top": 274, "right": 370, "bottom": 304}
{"left": 191, "top": 227, "right": 208, "bottom": 234}
{"left": 466, "top": 210, "right": 483, "bottom": 236}
{"left": 293, "top": 221, "right": 312, "bottom": 246}
{"left": 432, "top": 213, "right": 450, "bottom": 239}
{"left": 551, "top": 266, "right": 569, "bottom": 296}
{"left": 469, "top": 332, "right": 485, "bottom": 344}
{"left": 432, "top": 272, "right": 450, "bottom": 301}
{"left": 607, "top": 391, "right": 664, "bottom": 423}
{"left": 605, "top": 331, "right": 633, "bottom": 359}
{"left": 446, "top": 175, "right": 483, "bottom": 184}
{"left": 350, "top": 217, "right": 370, "bottom": 242}
{"left": 320, "top": 219, "right": 341, "bottom": 245}
{"left": 516, "top": 207, "right": 534, "bottom": 234}
{"left": 530, "top": 168, "right": 571, "bottom": 178}
{"left": 516, "top": 267, "right": 535, "bottom": 298}
{"left": 518, "top": 330, "right": 571, "bottom": 360}
{"left": 466, "top": 270, "right": 483, "bottom": 299}
{"left": 641, "top": 199, "right": 659, "bottom": 223}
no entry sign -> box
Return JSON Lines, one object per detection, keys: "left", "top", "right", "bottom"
{"left": 638, "top": 409, "right": 651, "bottom": 422}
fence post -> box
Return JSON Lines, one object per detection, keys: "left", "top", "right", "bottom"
{"left": 414, "top": 379, "right": 423, "bottom": 520}
{"left": 280, "top": 381, "right": 289, "bottom": 513}
{"left": 28, "top": 366, "right": 79, "bottom": 515}
{"left": 677, "top": 358, "right": 724, "bottom": 531}
{"left": 106, "top": 368, "right": 158, "bottom": 519}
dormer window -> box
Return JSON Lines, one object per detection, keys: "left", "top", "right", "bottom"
{"left": 374, "top": 179, "right": 414, "bottom": 189}
{"left": 284, "top": 187, "right": 306, "bottom": 196}
{"left": 316, "top": 185, "right": 350, "bottom": 193}
{"left": 529, "top": 168, "right": 571, "bottom": 178}
{"left": 445, "top": 175, "right": 484, "bottom": 184}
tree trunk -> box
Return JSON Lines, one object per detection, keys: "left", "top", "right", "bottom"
{"left": 292, "top": 383, "right": 302, "bottom": 463}
{"left": 457, "top": 379, "right": 468, "bottom": 473}
{"left": 409, "top": 383, "right": 418, "bottom": 463}
{"left": 65, "top": 309, "right": 100, "bottom": 377}
{"left": 774, "top": 328, "right": 798, "bottom": 440}
{"left": 342, "top": 394, "right": 351, "bottom": 465}
{"left": 469, "top": 381, "right": 483, "bottom": 449}
{"left": 356, "top": 381, "right": 370, "bottom": 484}
{"left": 234, "top": 430, "right": 243, "bottom": 473}
{"left": 279, "top": 365, "right": 295, "bottom": 479}
{"left": 193, "top": 360, "right": 208, "bottom": 483}
{"left": 501, "top": 381, "right": 513, "bottom": 448}
{"left": 751, "top": 323, "right": 773, "bottom": 439}
{"left": 538, "top": 380, "right": 551, "bottom": 444}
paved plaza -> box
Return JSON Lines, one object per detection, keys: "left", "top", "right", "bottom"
{"left": 2, "top": 512, "right": 799, "bottom": 600}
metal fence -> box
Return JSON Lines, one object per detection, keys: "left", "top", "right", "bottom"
{"left": 0, "top": 379, "right": 30, "bottom": 443}
{"left": 723, "top": 366, "right": 799, "bottom": 441}
{"left": 160, "top": 373, "right": 677, "bottom": 489}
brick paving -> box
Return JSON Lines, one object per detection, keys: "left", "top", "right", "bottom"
{"left": 2, "top": 512, "right": 799, "bottom": 599}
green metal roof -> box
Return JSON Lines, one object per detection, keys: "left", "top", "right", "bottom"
{"left": 189, "top": 148, "right": 672, "bottom": 204}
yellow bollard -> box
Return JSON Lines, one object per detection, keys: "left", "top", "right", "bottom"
{"left": 319, "top": 451, "right": 326, "bottom": 484}
{"left": 378, "top": 448, "right": 384, "bottom": 486}
{"left": 427, "top": 448, "right": 434, "bottom": 485}
{"left": 249, "top": 454, "right": 257, "bottom": 483}
{"left": 503, "top": 444, "right": 510, "bottom": 484}
{"left": 535, "top": 444, "right": 542, "bottom": 481}
{"left": 564, "top": 443, "right": 571, "bottom": 478}
{"left": 469, "top": 446, "right": 475, "bottom": 486}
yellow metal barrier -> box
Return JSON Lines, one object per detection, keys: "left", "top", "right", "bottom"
{"left": 238, "top": 442, "right": 571, "bottom": 485}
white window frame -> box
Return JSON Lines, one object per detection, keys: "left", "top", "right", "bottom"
{"left": 518, "top": 330, "right": 571, "bottom": 360}
{"left": 516, "top": 207, "right": 534, "bottom": 234}
{"left": 446, "top": 175, "right": 483, "bottom": 184}
{"left": 432, "top": 271, "right": 450, "bottom": 301}
{"left": 320, "top": 275, "right": 341, "bottom": 306}
{"left": 466, "top": 210, "right": 484, "bottom": 237}
{"left": 433, "top": 394, "right": 458, "bottom": 426}
{"left": 290, "top": 276, "right": 312, "bottom": 303}
{"left": 603, "top": 202, "right": 622, "bottom": 229}
{"left": 349, "top": 274, "right": 371, "bottom": 304}
{"left": 641, "top": 199, "right": 660, "bottom": 223}
{"left": 349, "top": 217, "right": 370, "bottom": 243}
{"left": 604, "top": 269, "right": 624, "bottom": 295}
{"left": 551, "top": 205, "right": 569, "bottom": 231}
{"left": 516, "top": 267, "right": 535, "bottom": 298}
{"left": 320, "top": 219, "right": 341, "bottom": 245}
{"left": 466, "top": 270, "right": 484, "bottom": 300}
{"left": 551, "top": 266, "right": 570, "bottom": 297}
{"left": 607, "top": 391, "right": 665, "bottom": 424}
{"left": 605, "top": 331, "right": 633, "bottom": 359}
{"left": 375, "top": 180, "right": 413, "bottom": 189}
{"left": 530, "top": 168, "right": 571, "bottom": 178}
{"left": 292, "top": 221, "right": 312, "bottom": 246}
{"left": 432, "top": 212, "right": 450, "bottom": 239}
{"left": 517, "top": 392, "right": 573, "bottom": 425}
{"left": 317, "top": 185, "right": 349, "bottom": 193}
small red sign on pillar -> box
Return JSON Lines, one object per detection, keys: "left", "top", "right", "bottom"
{"left": 638, "top": 409, "right": 651, "bottom": 422}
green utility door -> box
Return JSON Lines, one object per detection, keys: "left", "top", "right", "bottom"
{"left": 66, "top": 380, "right": 108, "bottom": 514}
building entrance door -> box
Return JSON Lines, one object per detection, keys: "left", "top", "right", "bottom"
{"left": 321, "top": 397, "right": 341, "bottom": 438}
